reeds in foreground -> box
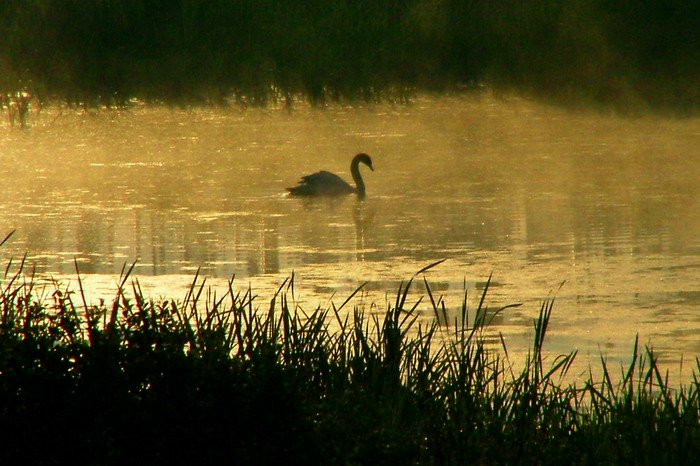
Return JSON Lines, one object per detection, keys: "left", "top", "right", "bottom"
{"left": 0, "top": 257, "right": 698, "bottom": 464}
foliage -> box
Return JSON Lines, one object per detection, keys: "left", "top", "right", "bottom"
{"left": 1, "top": 254, "right": 699, "bottom": 464}
{"left": 1, "top": 1, "right": 700, "bottom": 111}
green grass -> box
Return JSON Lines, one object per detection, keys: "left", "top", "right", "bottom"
{"left": 1, "top": 250, "right": 698, "bottom": 464}
{"left": 2, "top": 1, "right": 700, "bottom": 113}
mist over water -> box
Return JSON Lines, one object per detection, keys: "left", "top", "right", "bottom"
{"left": 2, "top": 94, "right": 700, "bottom": 382}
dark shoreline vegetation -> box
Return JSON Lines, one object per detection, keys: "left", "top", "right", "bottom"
{"left": 2, "top": 0, "right": 700, "bottom": 116}
{"left": 1, "top": 250, "right": 699, "bottom": 464}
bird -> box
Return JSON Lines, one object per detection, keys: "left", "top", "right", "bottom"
{"left": 286, "top": 153, "right": 374, "bottom": 198}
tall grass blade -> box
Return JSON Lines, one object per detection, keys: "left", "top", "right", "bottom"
{"left": 414, "top": 258, "right": 446, "bottom": 275}
{"left": 0, "top": 230, "right": 15, "bottom": 248}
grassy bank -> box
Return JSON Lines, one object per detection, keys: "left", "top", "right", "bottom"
{"left": 1, "top": 256, "right": 699, "bottom": 464}
{"left": 2, "top": 1, "right": 700, "bottom": 112}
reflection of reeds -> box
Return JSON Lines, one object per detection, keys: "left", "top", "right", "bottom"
{"left": 0, "top": 255, "right": 698, "bottom": 463}
{"left": 2, "top": 91, "right": 32, "bottom": 128}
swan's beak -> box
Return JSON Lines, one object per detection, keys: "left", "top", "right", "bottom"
{"left": 369, "top": 163, "right": 374, "bottom": 171}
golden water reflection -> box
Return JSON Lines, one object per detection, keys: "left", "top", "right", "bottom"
{"left": 2, "top": 95, "right": 700, "bottom": 384}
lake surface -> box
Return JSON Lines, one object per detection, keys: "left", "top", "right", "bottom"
{"left": 2, "top": 94, "right": 700, "bottom": 384}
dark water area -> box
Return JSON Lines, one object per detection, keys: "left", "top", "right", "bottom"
{"left": 2, "top": 94, "right": 700, "bottom": 382}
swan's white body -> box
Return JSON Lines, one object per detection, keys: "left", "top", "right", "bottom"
{"left": 287, "top": 153, "right": 374, "bottom": 197}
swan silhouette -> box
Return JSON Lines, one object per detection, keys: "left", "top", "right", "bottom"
{"left": 287, "top": 153, "right": 374, "bottom": 198}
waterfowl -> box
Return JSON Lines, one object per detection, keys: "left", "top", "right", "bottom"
{"left": 287, "top": 153, "right": 374, "bottom": 198}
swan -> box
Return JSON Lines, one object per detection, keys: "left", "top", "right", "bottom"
{"left": 287, "top": 153, "right": 374, "bottom": 198}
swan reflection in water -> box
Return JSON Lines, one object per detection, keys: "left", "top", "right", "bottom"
{"left": 287, "top": 153, "right": 374, "bottom": 198}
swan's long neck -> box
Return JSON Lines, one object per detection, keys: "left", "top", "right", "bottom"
{"left": 350, "top": 158, "right": 365, "bottom": 196}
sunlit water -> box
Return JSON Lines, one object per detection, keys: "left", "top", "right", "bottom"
{"left": 2, "top": 95, "right": 700, "bottom": 384}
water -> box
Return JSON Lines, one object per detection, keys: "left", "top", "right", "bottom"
{"left": 3, "top": 95, "right": 700, "bottom": 383}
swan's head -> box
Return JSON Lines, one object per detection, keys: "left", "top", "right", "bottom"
{"left": 355, "top": 153, "right": 374, "bottom": 171}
